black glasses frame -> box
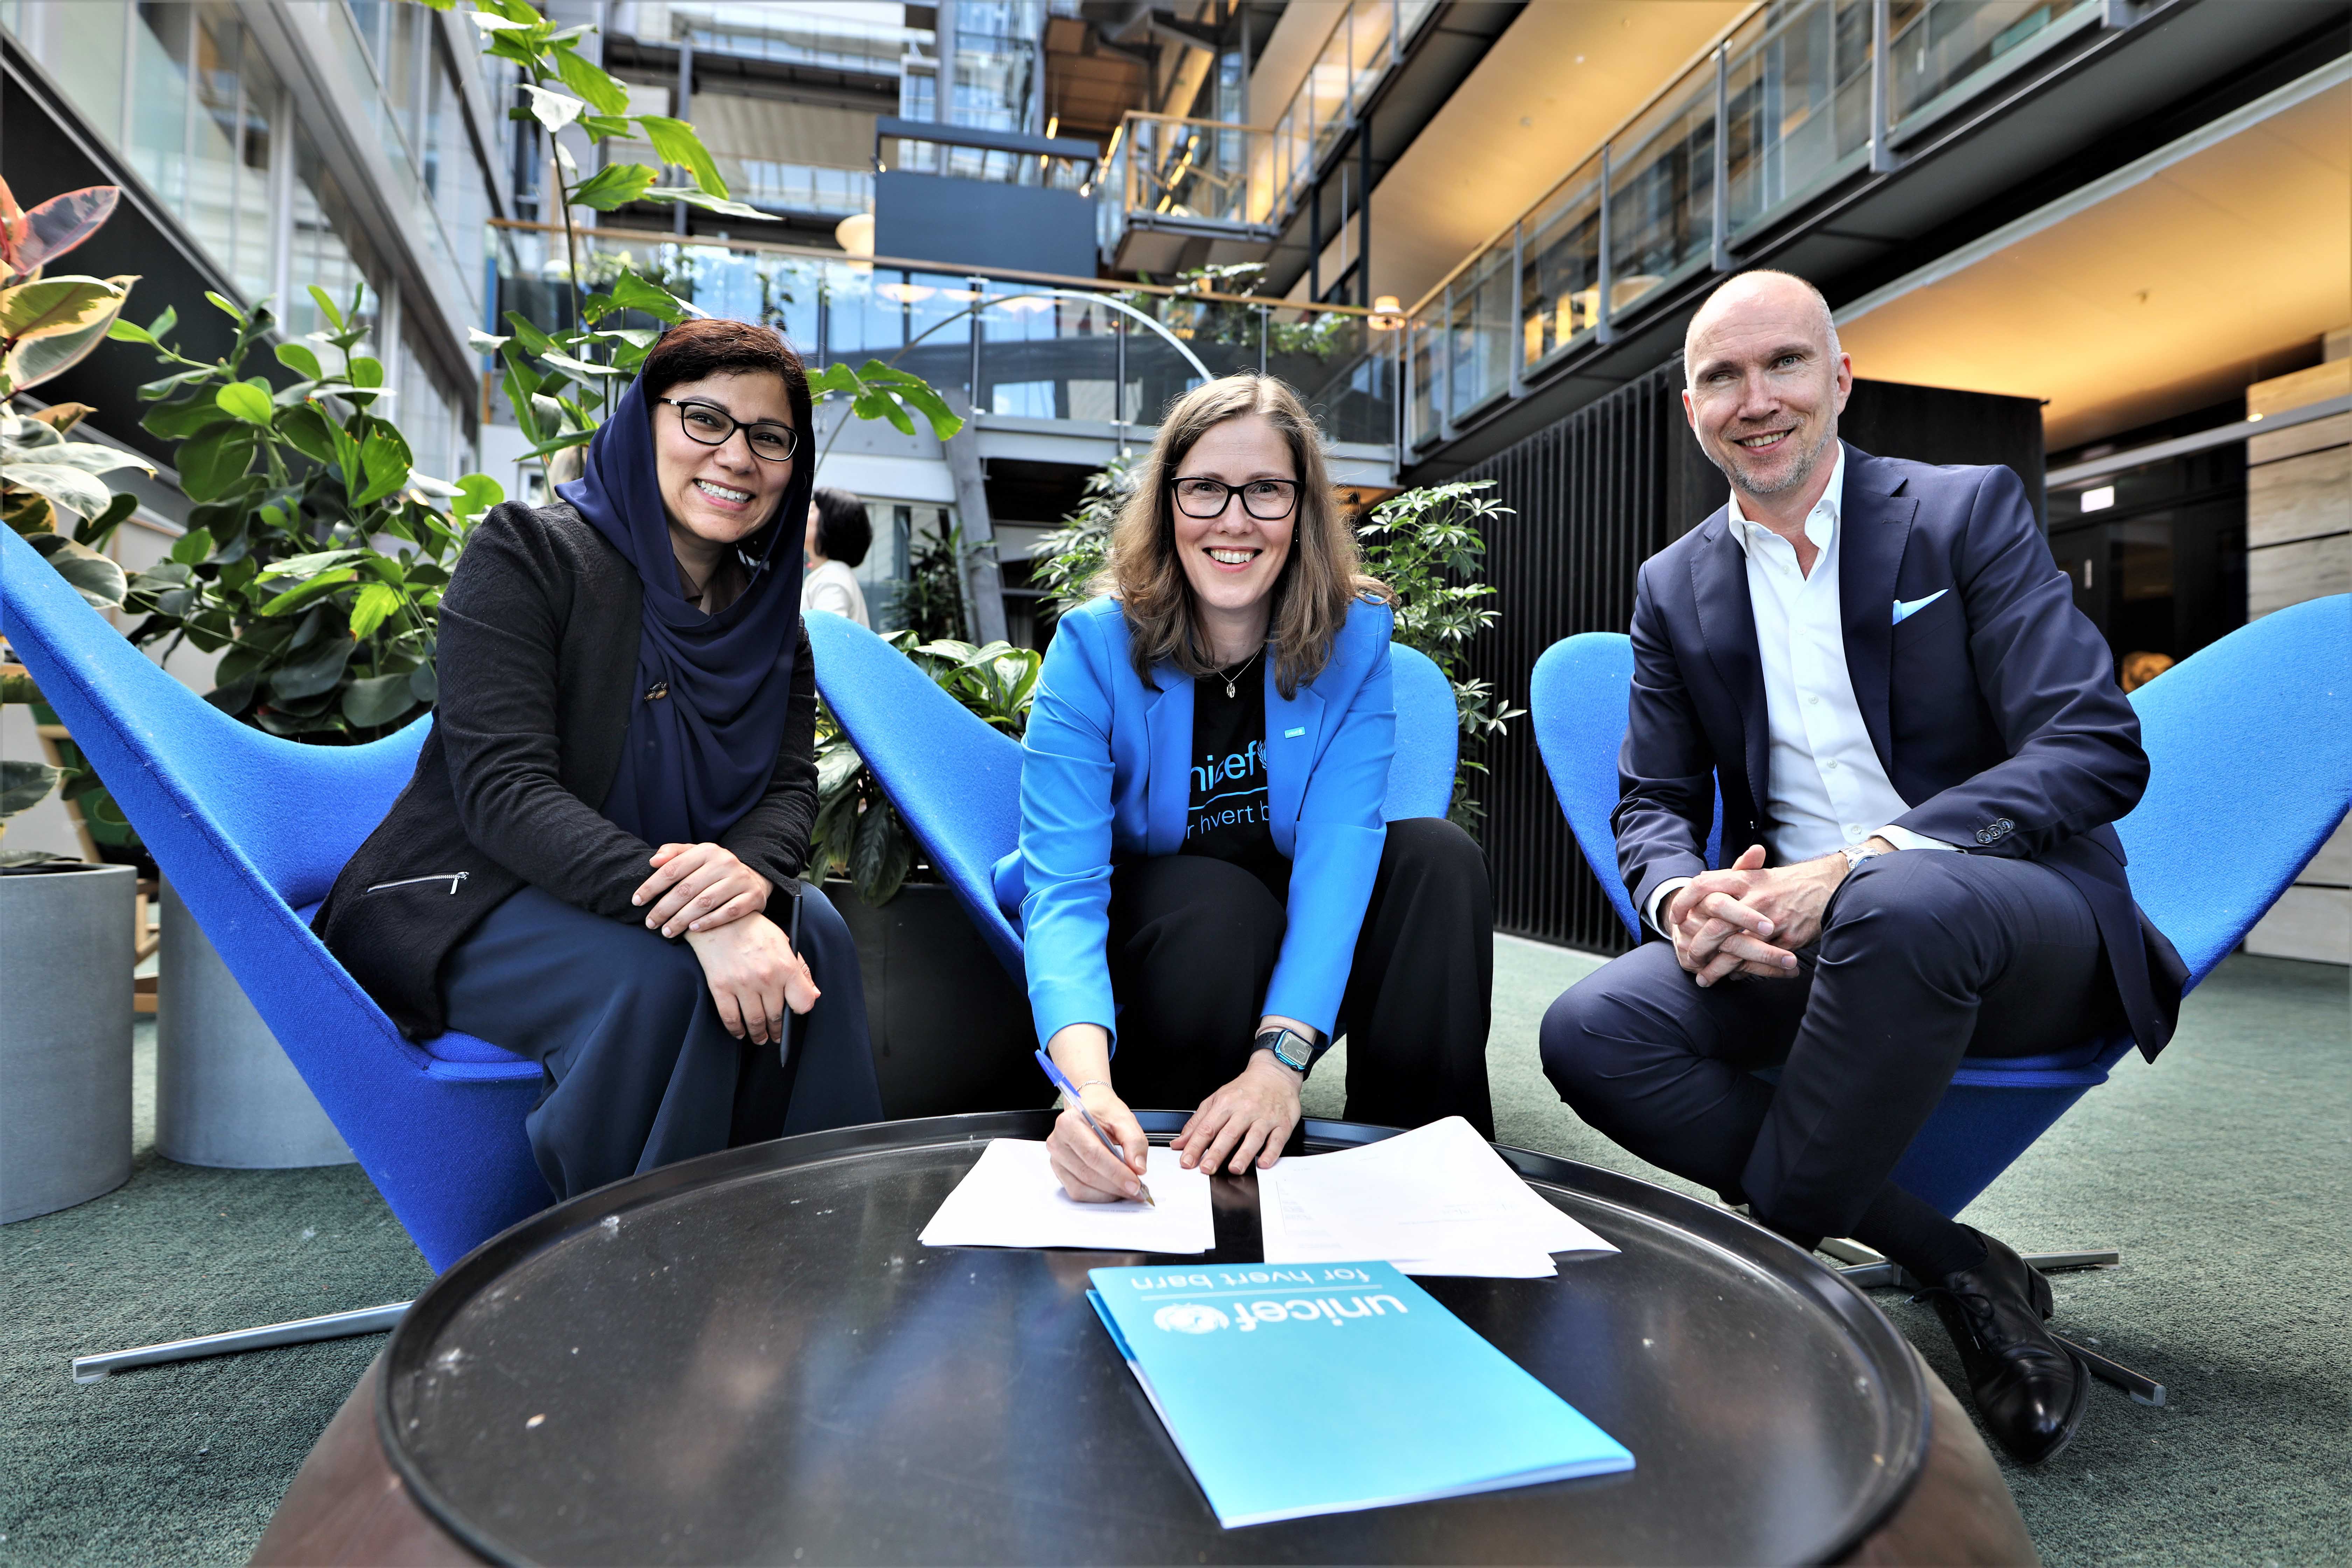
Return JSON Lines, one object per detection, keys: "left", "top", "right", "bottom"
{"left": 659, "top": 397, "right": 800, "bottom": 462}
{"left": 1169, "top": 476, "right": 1301, "bottom": 521}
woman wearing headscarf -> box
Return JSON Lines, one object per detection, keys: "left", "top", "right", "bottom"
{"left": 315, "top": 319, "right": 882, "bottom": 1200}
{"left": 997, "top": 375, "right": 1494, "bottom": 1203}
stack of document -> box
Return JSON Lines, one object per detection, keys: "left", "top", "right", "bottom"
{"left": 917, "top": 1138, "right": 1216, "bottom": 1253}
{"left": 1256, "top": 1116, "right": 1616, "bottom": 1277}
{"left": 1089, "top": 1259, "right": 1634, "bottom": 1526}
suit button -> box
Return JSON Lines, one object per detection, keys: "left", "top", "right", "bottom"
{"left": 1975, "top": 819, "right": 2016, "bottom": 845}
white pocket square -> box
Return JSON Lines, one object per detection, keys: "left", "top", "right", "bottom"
{"left": 1893, "top": 590, "right": 1948, "bottom": 625}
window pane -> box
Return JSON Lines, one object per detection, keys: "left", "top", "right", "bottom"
{"left": 36, "top": 1, "right": 128, "bottom": 151}
{"left": 1605, "top": 63, "right": 1716, "bottom": 320}
{"left": 1724, "top": 0, "right": 1874, "bottom": 235}
{"left": 186, "top": 5, "right": 240, "bottom": 287}
{"left": 234, "top": 36, "right": 282, "bottom": 303}
{"left": 1519, "top": 156, "right": 1601, "bottom": 366}
{"left": 128, "top": 2, "right": 192, "bottom": 213}
{"left": 287, "top": 121, "right": 381, "bottom": 348}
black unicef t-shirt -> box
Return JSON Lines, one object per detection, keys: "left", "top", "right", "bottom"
{"left": 1182, "top": 672, "right": 1287, "bottom": 894}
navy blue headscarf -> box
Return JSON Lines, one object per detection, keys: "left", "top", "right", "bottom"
{"left": 558, "top": 368, "right": 813, "bottom": 848}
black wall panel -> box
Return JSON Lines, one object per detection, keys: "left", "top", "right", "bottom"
{"left": 1458, "top": 369, "right": 2046, "bottom": 954}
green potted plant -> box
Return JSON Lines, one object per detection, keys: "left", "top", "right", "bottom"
{"left": 0, "top": 175, "right": 148, "bottom": 1220}
{"left": 807, "top": 626, "right": 1044, "bottom": 1118}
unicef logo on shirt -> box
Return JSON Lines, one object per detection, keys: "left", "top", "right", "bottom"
{"left": 1152, "top": 1303, "right": 1229, "bottom": 1335}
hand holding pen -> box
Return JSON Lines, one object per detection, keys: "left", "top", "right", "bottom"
{"left": 1035, "top": 1048, "right": 1155, "bottom": 1206}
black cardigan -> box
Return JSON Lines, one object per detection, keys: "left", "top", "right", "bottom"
{"left": 313, "top": 500, "right": 818, "bottom": 1040}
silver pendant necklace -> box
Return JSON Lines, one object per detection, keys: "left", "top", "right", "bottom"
{"left": 1216, "top": 648, "right": 1261, "bottom": 700}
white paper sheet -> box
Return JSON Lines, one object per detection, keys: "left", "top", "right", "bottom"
{"left": 1257, "top": 1117, "right": 1617, "bottom": 1276}
{"left": 917, "top": 1138, "right": 1215, "bottom": 1253}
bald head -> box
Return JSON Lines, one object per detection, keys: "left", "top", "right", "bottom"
{"left": 1684, "top": 271, "right": 1839, "bottom": 387}
{"left": 1678, "top": 270, "right": 1853, "bottom": 521}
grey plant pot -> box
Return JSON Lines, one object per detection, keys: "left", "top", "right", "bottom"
{"left": 823, "top": 880, "right": 1046, "bottom": 1121}
{"left": 156, "top": 880, "right": 354, "bottom": 1169}
{"left": 0, "top": 861, "right": 133, "bottom": 1223}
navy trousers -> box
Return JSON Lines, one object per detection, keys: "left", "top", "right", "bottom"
{"left": 443, "top": 883, "right": 883, "bottom": 1202}
{"left": 1540, "top": 849, "right": 2121, "bottom": 1247}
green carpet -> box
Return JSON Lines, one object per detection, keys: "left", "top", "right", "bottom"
{"left": 2, "top": 947, "right": 2344, "bottom": 1566}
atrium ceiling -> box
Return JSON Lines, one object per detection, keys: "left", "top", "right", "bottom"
{"left": 1836, "top": 76, "right": 2351, "bottom": 451}
{"left": 1347, "top": 1, "right": 1745, "bottom": 309}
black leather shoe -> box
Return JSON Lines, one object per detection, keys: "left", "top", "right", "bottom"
{"left": 1923, "top": 1230, "right": 2090, "bottom": 1465}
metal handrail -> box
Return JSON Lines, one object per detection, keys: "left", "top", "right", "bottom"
{"left": 484, "top": 216, "right": 1387, "bottom": 316}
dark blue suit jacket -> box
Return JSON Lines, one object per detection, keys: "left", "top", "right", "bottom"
{"left": 1616, "top": 443, "right": 2188, "bottom": 1059}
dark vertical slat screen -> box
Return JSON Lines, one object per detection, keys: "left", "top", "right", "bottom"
{"left": 1458, "top": 365, "right": 1688, "bottom": 955}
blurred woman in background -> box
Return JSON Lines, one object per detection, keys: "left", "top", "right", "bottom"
{"left": 803, "top": 485, "right": 872, "bottom": 627}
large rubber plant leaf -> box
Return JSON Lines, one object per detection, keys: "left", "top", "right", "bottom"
{"left": 5, "top": 186, "right": 119, "bottom": 276}
{"left": 29, "top": 532, "right": 126, "bottom": 608}
{"left": 2, "top": 279, "right": 134, "bottom": 391}
{"left": 0, "top": 274, "right": 124, "bottom": 340}
{"left": 7, "top": 462, "right": 114, "bottom": 518}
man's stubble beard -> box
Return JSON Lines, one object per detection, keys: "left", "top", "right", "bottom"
{"left": 1714, "top": 412, "right": 1839, "bottom": 503}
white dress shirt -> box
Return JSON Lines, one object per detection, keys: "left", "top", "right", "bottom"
{"left": 801, "top": 557, "right": 869, "bottom": 628}
{"left": 1647, "top": 449, "right": 1952, "bottom": 935}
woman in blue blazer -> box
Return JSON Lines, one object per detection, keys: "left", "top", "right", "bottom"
{"left": 995, "top": 375, "right": 1494, "bottom": 1202}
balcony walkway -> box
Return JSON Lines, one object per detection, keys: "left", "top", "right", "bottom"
{"left": 0, "top": 949, "right": 2343, "bottom": 1564}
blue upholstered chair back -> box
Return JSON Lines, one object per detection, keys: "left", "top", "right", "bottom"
{"left": 1528, "top": 597, "right": 2352, "bottom": 1218}
{"left": 1385, "top": 643, "right": 1459, "bottom": 823}
{"left": 1530, "top": 633, "right": 1722, "bottom": 934}
{"left": 802, "top": 611, "right": 1028, "bottom": 976}
{"left": 0, "top": 526, "right": 545, "bottom": 1271}
{"left": 2108, "top": 595, "right": 2351, "bottom": 988}
{"left": 804, "top": 612, "right": 1465, "bottom": 983}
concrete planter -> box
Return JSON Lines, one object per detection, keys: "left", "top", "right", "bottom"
{"left": 824, "top": 880, "right": 1044, "bottom": 1120}
{"left": 156, "top": 881, "right": 353, "bottom": 1169}
{"left": 0, "top": 861, "right": 133, "bottom": 1223}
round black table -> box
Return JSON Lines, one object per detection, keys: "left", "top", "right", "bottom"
{"left": 313, "top": 1112, "right": 2012, "bottom": 1567}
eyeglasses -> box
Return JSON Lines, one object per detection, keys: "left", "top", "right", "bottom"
{"left": 1170, "top": 476, "right": 1300, "bottom": 521}
{"left": 659, "top": 398, "right": 799, "bottom": 462}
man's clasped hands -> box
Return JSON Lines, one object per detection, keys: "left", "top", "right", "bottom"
{"left": 1665, "top": 838, "right": 1895, "bottom": 987}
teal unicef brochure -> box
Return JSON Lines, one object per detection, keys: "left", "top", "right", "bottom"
{"left": 1087, "top": 1260, "right": 1633, "bottom": 1528}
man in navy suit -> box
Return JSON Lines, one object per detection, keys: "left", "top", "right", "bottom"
{"left": 1540, "top": 271, "right": 2186, "bottom": 1464}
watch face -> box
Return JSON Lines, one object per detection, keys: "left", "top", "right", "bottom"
{"left": 1270, "top": 1030, "right": 1310, "bottom": 1069}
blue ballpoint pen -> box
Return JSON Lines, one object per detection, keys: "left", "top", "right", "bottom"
{"left": 1033, "top": 1048, "right": 1154, "bottom": 1206}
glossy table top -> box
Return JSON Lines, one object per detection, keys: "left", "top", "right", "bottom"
{"left": 380, "top": 1113, "right": 1929, "bottom": 1566}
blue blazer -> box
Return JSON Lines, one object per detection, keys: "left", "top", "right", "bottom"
{"left": 1617, "top": 443, "right": 2189, "bottom": 1059}
{"left": 994, "top": 594, "right": 1396, "bottom": 1051}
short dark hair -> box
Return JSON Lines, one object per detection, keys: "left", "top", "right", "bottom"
{"left": 640, "top": 317, "right": 807, "bottom": 407}
{"left": 810, "top": 486, "right": 872, "bottom": 567}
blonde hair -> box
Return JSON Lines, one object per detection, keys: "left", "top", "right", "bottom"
{"left": 1106, "top": 374, "right": 1386, "bottom": 695}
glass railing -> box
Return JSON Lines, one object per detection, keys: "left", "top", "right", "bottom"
{"left": 489, "top": 222, "right": 1400, "bottom": 454}
{"left": 1266, "top": 0, "right": 1438, "bottom": 211}
{"left": 1096, "top": 0, "right": 1437, "bottom": 260}
{"left": 1890, "top": 0, "right": 2095, "bottom": 123}
{"left": 653, "top": 1, "right": 929, "bottom": 76}
{"left": 1405, "top": 0, "right": 2108, "bottom": 447}
{"left": 1098, "top": 113, "right": 1280, "bottom": 255}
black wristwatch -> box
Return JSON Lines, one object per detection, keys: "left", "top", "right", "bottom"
{"left": 1254, "top": 1026, "right": 1315, "bottom": 1074}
